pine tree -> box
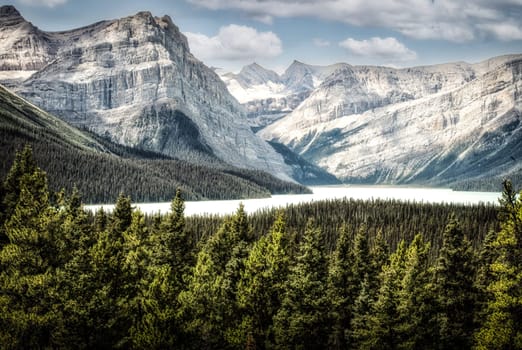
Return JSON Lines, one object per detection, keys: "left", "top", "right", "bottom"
{"left": 0, "top": 147, "right": 62, "bottom": 348}
{"left": 327, "top": 224, "right": 355, "bottom": 349}
{"left": 395, "top": 234, "right": 436, "bottom": 350}
{"left": 179, "top": 205, "right": 252, "bottom": 349}
{"left": 362, "top": 240, "right": 407, "bottom": 350}
{"left": 273, "top": 219, "right": 329, "bottom": 349}
{"left": 88, "top": 193, "right": 133, "bottom": 348}
{"left": 235, "top": 212, "right": 291, "bottom": 349}
{"left": 53, "top": 190, "right": 97, "bottom": 348}
{"left": 119, "top": 209, "right": 155, "bottom": 348}
{"left": 434, "top": 216, "right": 476, "bottom": 350}
{"left": 474, "top": 180, "right": 522, "bottom": 349}
{"left": 347, "top": 225, "right": 382, "bottom": 349}
{"left": 348, "top": 274, "right": 374, "bottom": 350}
{"left": 143, "top": 189, "right": 190, "bottom": 348}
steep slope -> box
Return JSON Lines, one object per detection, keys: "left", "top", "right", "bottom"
{"left": 268, "top": 141, "right": 341, "bottom": 185}
{"left": 0, "top": 6, "right": 293, "bottom": 181}
{"left": 0, "top": 84, "right": 309, "bottom": 203}
{"left": 259, "top": 56, "right": 522, "bottom": 185}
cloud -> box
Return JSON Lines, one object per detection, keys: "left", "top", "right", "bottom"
{"left": 339, "top": 36, "right": 417, "bottom": 61}
{"left": 186, "top": 0, "right": 522, "bottom": 42}
{"left": 313, "top": 38, "right": 331, "bottom": 47}
{"left": 184, "top": 24, "right": 282, "bottom": 62}
{"left": 480, "top": 21, "right": 522, "bottom": 41}
{"left": 17, "top": 0, "right": 67, "bottom": 7}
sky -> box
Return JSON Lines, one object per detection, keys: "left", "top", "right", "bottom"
{"left": 5, "top": 0, "right": 522, "bottom": 73}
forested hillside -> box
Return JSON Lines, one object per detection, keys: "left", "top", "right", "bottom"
{"left": 0, "top": 85, "right": 309, "bottom": 203}
{"left": 1, "top": 147, "right": 521, "bottom": 349}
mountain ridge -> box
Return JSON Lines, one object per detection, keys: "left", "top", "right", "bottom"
{"left": 221, "top": 54, "right": 522, "bottom": 187}
{"left": 258, "top": 56, "right": 522, "bottom": 186}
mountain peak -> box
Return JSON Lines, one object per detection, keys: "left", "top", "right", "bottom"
{"left": 238, "top": 62, "right": 281, "bottom": 84}
{"left": 134, "top": 10, "right": 154, "bottom": 20}
{"left": 0, "top": 5, "right": 21, "bottom": 19}
{"left": 242, "top": 62, "right": 268, "bottom": 72}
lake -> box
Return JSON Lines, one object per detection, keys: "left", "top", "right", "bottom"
{"left": 85, "top": 185, "right": 501, "bottom": 216}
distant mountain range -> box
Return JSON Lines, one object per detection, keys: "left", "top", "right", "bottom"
{"left": 221, "top": 55, "right": 522, "bottom": 188}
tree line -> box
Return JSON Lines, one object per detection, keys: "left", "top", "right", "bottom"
{"left": 0, "top": 146, "right": 521, "bottom": 349}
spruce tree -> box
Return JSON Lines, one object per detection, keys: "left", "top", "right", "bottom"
{"left": 144, "top": 189, "right": 190, "bottom": 348}
{"left": 347, "top": 225, "right": 383, "bottom": 349}
{"left": 179, "top": 205, "right": 252, "bottom": 349}
{"left": 273, "top": 219, "right": 329, "bottom": 349}
{"left": 362, "top": 240, "right": 407, "bottom": 350}
{"left": 235, "top": 212, "right": 291, "bottom": 349}
{"left": 327, "top": 224, "right": 356, "bottom": 349}
{"left": 474, "top": 180, "right": 522, "bottom": 349}
{"left": 88, "top": 193, "right": 133, "bottom": 347}
{"left": 396, "top": 234, "right": 436, "bottom": 350}
{"left": 53, "top": 190, "right": 97, "bottom": 348}
{"left": 0, "top": 147, "right": 62, "bottom": 348}
{"left": 434, "top": 216, "right": 476, "bottom": 350}
{"left": 119, "top": 209, "right": 156, "bottom": 348}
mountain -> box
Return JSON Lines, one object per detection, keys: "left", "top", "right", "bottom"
{"left": 258, "top": 55, "right": 522, "bottom": 186}
{"left": 0, "top": 5, "right": 55, "bottom": 83}
{"left": 0, "top": 83, "right": 309, "bottom": 203}
{"left": 0, "top": 6, "right": 294, "bottom": 181}
{"left": 220, "top": 60, "right": 346, "bottom": 130}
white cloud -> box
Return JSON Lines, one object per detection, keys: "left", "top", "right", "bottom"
{"left": 313, "top": 38, "right": 331, "bottom": 47}
{"left": 184, "top": 24, "right": 282, "bottom": 62}
{"left": 480, "top": 21, "right": 522, "bottom": 41}
{"left": 186, "top": 0, "right": 522, "bottom": 42}
{"left": 17, "top": 0, "right": 67, "bottom": 7}
{"left": 339, "top": 37, "right": 417, "bottom": 61}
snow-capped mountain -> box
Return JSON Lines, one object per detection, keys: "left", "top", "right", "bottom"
{"left": 258, "top": 55, "right": 522, "bottom": 184}
{"left": 0, "top": 6, "right": 294, "bottom": 181}
{"left": 220, "top": 60, "right": 346, "bottom": 129}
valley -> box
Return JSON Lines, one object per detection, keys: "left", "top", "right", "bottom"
{"left": 1, "top": 3, "right": 522, "bottom": 349}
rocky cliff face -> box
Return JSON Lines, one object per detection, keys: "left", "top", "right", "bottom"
{"left": 0, "top": 6, "right": 294, "bottom": 181}
{"left": 259, "top": 56, "right": 522, "bottom": 184}
{"left": 0, "top": 6, "right": 56, "bottom": 83}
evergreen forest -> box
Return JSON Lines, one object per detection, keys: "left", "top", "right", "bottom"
{"left": 1, "top": 147, "right": 521, "bottom": 350}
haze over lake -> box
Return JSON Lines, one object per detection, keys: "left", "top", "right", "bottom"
{"left": 85, "top": 186, "right": 501, "bottom": 216}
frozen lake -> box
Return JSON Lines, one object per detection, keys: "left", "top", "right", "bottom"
{"left": 85, "top": 185, "right": 501, "bottom": 216}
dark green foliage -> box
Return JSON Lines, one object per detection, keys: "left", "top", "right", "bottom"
{"left": 396, "top": 234, "right": 437, "bottom": 350}
{"left": 1, "top": 147, "right": 519, "bottom": 350}
{"left": 178, "top": 206, "right": 252, "bottom": 349}
{"left": 0, "top": 145, "right": 61, "bottom": 349}
{"left": 236, "top": 212, "right": 291, "bottom": 349}
{"left": 273, "top": 220, "right": 330, "bottom": 349}
{"left": 474, "top": 180, "right": 522, "bottom": 349}
{"left": 434, "top": 216, "right": 476, "bottom": 349}
{"left": 363, "top": 240, "right": 407, "bottom": 350}
{"left": 327, "top": 225, "right": 356, "bottom": 349}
